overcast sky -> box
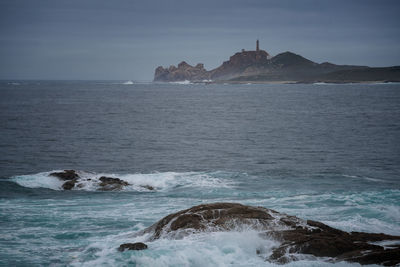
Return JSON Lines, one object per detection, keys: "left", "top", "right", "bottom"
{"left": 0, "top": 0, "right": 399, "bottom": 80}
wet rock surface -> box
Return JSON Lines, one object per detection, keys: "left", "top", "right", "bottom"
{"left": 48, "top": 170, "right": 131, "bottom": 191}
{"left": 98, "top": 176, "right": 129, "bottom": 191}
{"left": 61, "top": 179, "right": 78, "bottom": 190}
{"left": 118, "top": 242, "right": 148, "bottom": 251}
{"left": 49, "top": 170, "right": 79, "bottom": 180}
{"left": 137, "top": 203, "right": 400, "bottom": 265}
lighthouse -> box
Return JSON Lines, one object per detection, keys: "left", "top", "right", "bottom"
{"left": 256, "top": 39, "right": 259, "bottom": 52}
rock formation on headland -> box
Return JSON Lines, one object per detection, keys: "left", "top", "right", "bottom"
{"left": 125, "top": 203, "right": 400, "bottom": 265}
{"left": 155, "top": 62, "right": 209, "bottom": 82}
{"left": 154, "top": 40, "right": 400, "bottom": 83}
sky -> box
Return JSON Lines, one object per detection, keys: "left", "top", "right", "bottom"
{"left": 0, "top": 0, "right": 399, "bottom": 80}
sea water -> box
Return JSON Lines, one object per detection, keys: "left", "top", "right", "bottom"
{"left": 0, "top": 81, "right": 399, "bottom": 266}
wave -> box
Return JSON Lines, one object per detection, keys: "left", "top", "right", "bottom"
{"left": 170, "top": 80, "right": 192, "bottom": 85}
{"left": 9, "top": 171, "right": 234, "bottom": 192}
{"left": 122, "top": 80, "right": 134, "bottom": 85}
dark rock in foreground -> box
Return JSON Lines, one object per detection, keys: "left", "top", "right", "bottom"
{"left": 136, "top": 203, "right": 400, "bottom": 265}
{"left": 50, "top": 170, "right": 79, "bottom": 180}
{"left": 118, "top": 242, "right": 148, "bottom": 251}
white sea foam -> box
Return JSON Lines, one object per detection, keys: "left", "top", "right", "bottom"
{"left": 170, "top": 80, "right": 192, "bottom": 85}
{"left": 11, "top": 171, "right": 65, "bottom": 190}
{"left": 370, "top": 240, "right": 400, "bottom": 249}
{"left": 122, "top": 80, "right": 134, "bottom": 85}
{"left": 71, "top": 229, "right": 363, "bottom": 267}
{"left": 342, "top": 174, "right": 382, "bottom": 182}
{"left": 322, "top": 214, "right": 400, "bottom": 236}
{"left": 8, "top": 82, "right": 21, "bottom": 85}
{"left": 10, "top": 171, "right": 234, "bottom": 192}
{"left": 312, "top": 82, "right": 333, "bottom": 85}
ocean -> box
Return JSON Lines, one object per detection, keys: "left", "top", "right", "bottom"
{"left": 0, "top": 81, "right": 399, "bottom": 266}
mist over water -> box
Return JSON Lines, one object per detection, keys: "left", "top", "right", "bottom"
{"left": 0, "top": 81, "right": 400, "bottom": 266}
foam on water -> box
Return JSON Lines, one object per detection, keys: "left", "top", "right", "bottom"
{"left": 122, "top": 80, "right": 134, "bottom": 85}
{"left": 3, "top": 170, "right": 400, "bottom": 266}
{"left": 10, "top": 171, "right": 65, "bottom": 190}
{"left": 170, "top": 80, "right": 192, "bottom": 85}
{"left": 10, "top": 171, "right": 235, "bottom": 192}
{"left": 69, "top": 230, "right": 364, "bottom": 267}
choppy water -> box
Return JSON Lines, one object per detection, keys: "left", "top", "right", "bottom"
{"left": 0, "top": 81, "right": 400, "bottom": 266}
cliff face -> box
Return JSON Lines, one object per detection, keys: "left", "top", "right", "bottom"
{"left": 153, "top": 49, "right": 399, "bottom": 83}
{"left": 209, "top": 50, "right": 270, "bottom": 80}
{"left": 154, "top": 50, "right": 271, "bottom": 82}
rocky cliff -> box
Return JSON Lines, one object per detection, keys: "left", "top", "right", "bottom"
{"left": 154, "top": 61, "right": 209, "bottom": 82}
{"left": 153, "top": 48, "right": 400, "bottom": 83}
{"left": 154, "top": 50, "right": 272, "bottom": 82}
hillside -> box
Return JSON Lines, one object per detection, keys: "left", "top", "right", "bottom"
{"left": 153, "top": 42, "right": 399, "bottom": 83}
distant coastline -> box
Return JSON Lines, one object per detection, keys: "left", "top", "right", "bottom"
{"left": 154, "top": 40, "right": 400, "bottom": 84}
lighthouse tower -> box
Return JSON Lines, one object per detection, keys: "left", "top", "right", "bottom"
{"left": 256, "top": 39, "right": 259, "bottom": 52}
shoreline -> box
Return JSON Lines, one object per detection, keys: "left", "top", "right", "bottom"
{"left": 194, "top": 79, "right": 400, "bottom": 85}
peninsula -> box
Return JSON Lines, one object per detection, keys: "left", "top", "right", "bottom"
{"left": 154, "top": 40, "right": 400, "bottom": 83}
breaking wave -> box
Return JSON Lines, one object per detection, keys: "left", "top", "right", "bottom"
{"left": 9, "top": 171, "right": 235, "bottom": 192}
{"left": 122, "top": 80, "right": 134, "bottom": 85}
{"left": 170, "top": 80, "right": 192, "bottom": 85}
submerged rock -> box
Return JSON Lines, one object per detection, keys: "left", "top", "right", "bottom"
{"left": 98, "top": 176, "right": 129, "bottom": 191}
{"left": 136, "top": 203, "right": 400, "bottom": 265}
{"left": 140, "top": 185, "right": 155, "bottom": 191}
{"left": 49, "top": 170, "right": 79, "bottom": 180}
{"left": 118, "top": 242, "right": 148, "bottom": 251}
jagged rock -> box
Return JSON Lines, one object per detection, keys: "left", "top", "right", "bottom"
{"left": 98, "top": 176, "right": 129, "bottom": 191}
{"left": 49, "top": 171, "right": 132, "bottom": 191}
{"left": 118, "top": 242, "right": 148, "bottom": 251}
{"left": 49, "top": 170, "right": 79, "bottom": 180}
{"left": 62, "top": 179, "right": 78, "bottom": 190}
{"left": 154, "top": 61, "right": 209, "bottom": 82}
{"left": 137, "top": 203, "right": 400, "bottom": 265}
{"left": 141, "top": 203, "right": 293, "bottom": 240}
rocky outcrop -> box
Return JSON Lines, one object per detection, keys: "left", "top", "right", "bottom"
{"left": 154, "top": 50, "right": 272, "bottom": 82}
{"left": 98, "top": 176, "right": 129, "bottom": 191}
{"left": 131, "top": 203, "right": 400, "bottom": 265}
{"left": 154, "top": 61, "right": 209, "bottom": 82}
{"left": 62, "top": 179, "right": 78, "bottom": 190}
{"left": 118, "top": 242, "right": 148, "bottom": 251}
{"left": 50, "top": 170, "right": 79, "bottom": 180}
{"left": 48, "top": 170, "right": 132, "bottom": 191}
{"left": 50, "top": 170, "right": 79, "bottom": 190}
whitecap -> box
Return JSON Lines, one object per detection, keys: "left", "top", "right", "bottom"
{"left": 122, "top": 80, "right": 134, "bottom": 85}
{"left": 10, "top": 170, "right": 235, "bottom": 192}
{"left": 170, "top": 80, "right": 192, "bottom": 85}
